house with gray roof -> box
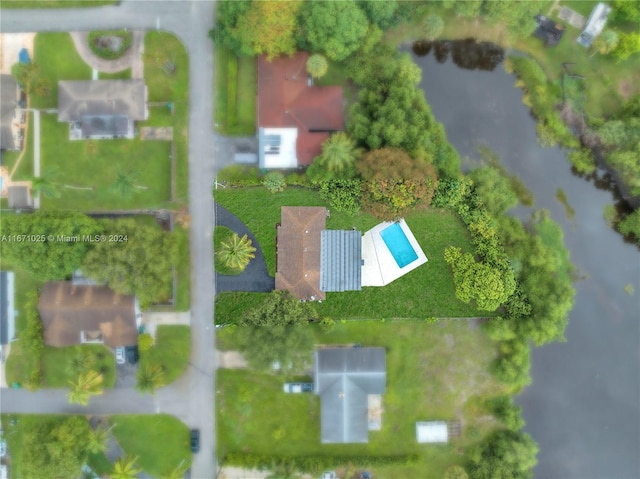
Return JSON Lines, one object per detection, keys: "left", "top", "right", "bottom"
{"left": 58, "top": 80, "right": 148, "bottom": 140}
{"left": 0, "top": 271, "right": 16, "bottom": 349}
{"left": 314, "top": 347, "right": 386, "bottom": 443}
{"left": 276, "top": 207, "right": 362, "bottom": 301}
{"left": 1, "top": 74, "right": 23, "bottom": 151}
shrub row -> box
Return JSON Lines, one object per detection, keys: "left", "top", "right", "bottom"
{"left": 226, "top": 53, "right": 238, "bottom": 128}
{"left": 223, "top": 452, "right": 419, "bottom": 473}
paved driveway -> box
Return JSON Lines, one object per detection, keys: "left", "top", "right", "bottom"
{"left": 0, "top": 2, "right": 218, "bottom": 478}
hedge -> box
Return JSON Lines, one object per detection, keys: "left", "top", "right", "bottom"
{"left": 226, "top": 54, "right": 238, "bottom": 128}
{"left": 223, "top": 453, "right": 420, "bottom": 473}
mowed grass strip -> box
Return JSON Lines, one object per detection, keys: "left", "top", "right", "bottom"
{"left": 214, "top": 187, "right": 484, "bottom": 319}
{"left": 214, "top": 46, "right": 256, "bottom": 135}
{"left": 38, "top": 113, "right": 171, "bottom": 210}
{"left": 110, "top": 414, "right": 192, "bottom": 478}
{"left": 139, "top": 325, "right": 190, "bottom": 384}
{"left": 217, "top": 320, "right": 504, "bottom": 478}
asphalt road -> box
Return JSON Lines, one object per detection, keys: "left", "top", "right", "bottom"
{"left": 0, "top": 2, "right": 218, "bottom": 478}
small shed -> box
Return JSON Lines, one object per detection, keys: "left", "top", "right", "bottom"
{"left": 0, "top": 271, "right": 16, "bottom": 346}
{"left": 7, "top": 185, "right": 32, "bottom": 209}
{"left": 416, "top": 421, "right": 449, "bottom": 444}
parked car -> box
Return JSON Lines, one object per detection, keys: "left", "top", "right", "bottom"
{"left": 190, "top": 429, "right": 200, "bottom": 453}
{"left": 321, "top": 472, "right": 336, "bottom": 479}
{"left": 125, "top": 345, "right": 139, "bottom": 365}
{"left": 114, "top": 347, "right": 125, "bottom": 365}
{"left": 283, "top": 382, "right": 313, "bottom": 393}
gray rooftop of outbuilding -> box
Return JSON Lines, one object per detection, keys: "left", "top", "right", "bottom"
{"left": 7, "top": 185, "right": 32, "bottom": 209}
{"left": 320, "top": 229, "right": 362, "bottom": 292}
{"left": 314, "top": 347, "right": 386, "bottom": 443}
{"left": 58, "top": 80, "right": 147, "bottom": 122}
{"left": 1, "top": 271, "right": 15, "bottom": 345}
{"left": 1, "top": 74, "right": 19, "bottom": 150}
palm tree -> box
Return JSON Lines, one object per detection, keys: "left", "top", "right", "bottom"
{"left": 67, "top": 370, "right": 104, "bottom": 406}
{"left": 110, "top": 455, "right": 142, "bottom": 479}
{"left": 66, "top": 347, "right": 96, "bottom": 376}
{"left": 216, "top": 233, "right": 256, "bottom": 271}
{"left": 110, "top": 171, "right": 148, "bottom": 198}
{"left": 87, "top": 423, "right": 114, "bottom": 454}
{"left": 306, "top": 54, "right": 328, "bottom": 79}
{"left": 319, "top": 132, "right": 362, "bottom": 174}
{"left": 31, "top": 172, "right": 61, "bottom": 198}
{"left": 136, "top": 364, "right": 166, "bottom": 395}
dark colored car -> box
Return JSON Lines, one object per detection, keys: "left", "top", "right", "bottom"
{"left": 190, "top": 429, "right": 200, "bottom": 453}
{"left": 125, "top": 345, "right": 139, "bottom": 365}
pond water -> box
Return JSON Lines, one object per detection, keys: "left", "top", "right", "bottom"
{"left": 406, "top": 41, "right": 640, "bottom": 479}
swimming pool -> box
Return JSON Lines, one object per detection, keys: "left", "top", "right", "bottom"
{"left": 380, "top": 222, "right": 418, "bottom": 268}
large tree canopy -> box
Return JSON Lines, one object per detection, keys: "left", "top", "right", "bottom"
{"left": 469, "top": 166, "right": 519, "bottom": 217}
{"left": 21, "top": 417, "right": 92, "bottom": 479}
{"left": 237, "top": 291, "right": 316, "bottom": 372}
{"left": 466, "top": 430, "right": 538, "bottom": 479}
{"left": 357, "top": 147, "right": 438, "bottom": 219}
{"left": 0, "top": 211, "right": 102, "bottom": 280}
{"left": 209, "top": 0, "right": 253, "bottom": 56}
{"left": 296, "top": 0, "right": 369, "bottom": 61}
{"left": 444, "top": 246, "right": 516, "bottom": 312}
{"left": 81, "top": 219, "right": 178, "bottom": 309}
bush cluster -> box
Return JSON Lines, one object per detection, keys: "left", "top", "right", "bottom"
{"left": 88, "top": 30, "right": 132, "bottom": 60}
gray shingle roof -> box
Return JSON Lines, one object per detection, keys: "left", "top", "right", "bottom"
{"left": 315, "top": 347, "right": 386, "bottom": 443}
{"left": 1, "top": 271, "right": 15, "bottom": 345}
{"left": 1, "top": 74, "right": 19, "bottom": 150}
{"left": 57, "top": 80, "right": 147, "bottom": 122}
{"left": 320, "top": 230, "right": 362, "bottom": 292}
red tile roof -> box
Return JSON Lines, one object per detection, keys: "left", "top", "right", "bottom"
{"left": 257, "top": 53, "right": 344, "bottom": 165}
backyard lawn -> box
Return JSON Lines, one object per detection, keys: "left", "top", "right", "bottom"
{"left": 38, "top": 113, "right": 171, "bottom": 210}
{"left": 214, "top": 46, "right": 256, "bottom": 135}
{"left": 31, "top": 33, "right": 92, "bottom": 109}
{"left": 139, "top": 325, "right": 190, "bottom": 384}
{"left": 217, "top": 320, "right": 505, "bottom": 479}
{"left": 109, "top": 414, "right": 192, "bottom": 478}
{"left": 214, "top": 187, "right": 485, "bottom": 319}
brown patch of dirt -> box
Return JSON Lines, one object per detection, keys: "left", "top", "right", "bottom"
{"left": 618, "top": 79, "right": 633, "bottom": 100}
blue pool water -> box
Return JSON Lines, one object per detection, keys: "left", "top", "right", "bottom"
{"left": 380, "top": 222, "right": 418, "bottom": 268}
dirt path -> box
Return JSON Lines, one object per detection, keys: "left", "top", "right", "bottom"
{"left": 216, "top": 350, "right": 248, "bottom": 369}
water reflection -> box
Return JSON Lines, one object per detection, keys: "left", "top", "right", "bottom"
{"left": 412, "top": 39, "right": 505, "bottom": 71}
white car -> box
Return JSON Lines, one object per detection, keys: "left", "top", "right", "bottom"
{"left": 115, "top": 347, "right": 126, "bottom": 365}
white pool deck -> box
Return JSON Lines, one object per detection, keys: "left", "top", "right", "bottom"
{"left": 361, "top": 219, "right": 428, "bottom": 287}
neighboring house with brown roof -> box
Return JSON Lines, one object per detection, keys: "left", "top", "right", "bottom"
{"left": 275, "top": 207, "right": 362, "bottom": 301}
{"left": 38, "top": 281, "right": 140, "bottom": 348}
{"left": 257, "top": 52, "right": 344, "bottom": 169}
{"left": 57, "top": 80, "right": 148, "bottom": 140}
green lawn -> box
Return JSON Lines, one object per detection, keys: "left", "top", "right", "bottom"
{"left": 214, "top": 46, "right": 256, "bottom": 135}
{"left": 144, "top": 31, "right": 189, "bottom": 205}
{"left": 217, "top": 320, "right": 505, "bottom": 478}
{"left": 214, "top": 187, "right": 485, "bottom": 319}
{"left": 139, "top": 105, "right": 174, "bottom": 128}
{"left": 1, "top": 0, "right": 117, "bottom": 7}
{"left": 110, "top": 414, "right": 192, "bottom": 477}
{"left": 560, "top": 0, "right": 599, "bottom": 17}
{"left": 140, "top": 325, "right": 190, "bottom": 384}
{"left": 6, "top": 343, "right": 117, "bottom": 389}
{"left": 31, "top": 33, "right": 92, "bottom": 109}
{"left": 40, "top": 344, "right": 117, "bottom": 388}
{"left": 98, "top": 68, "right": 132, "bottom": 80}
{"left": 38, "top": 113, "right": 171, "bottom": 210}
